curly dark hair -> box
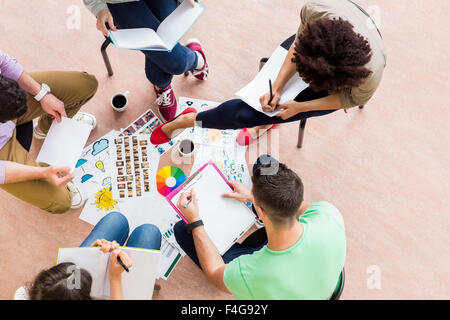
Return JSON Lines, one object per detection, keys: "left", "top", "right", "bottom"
{"left": 293, "top": 17, "right": 373, "bottom": 93}
{"left": 0, "top": 75, "right": 28, "bottom": 123}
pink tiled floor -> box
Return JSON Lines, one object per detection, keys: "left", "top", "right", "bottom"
{"left": 1, "top": 0, "right": 449, "bottom": 299}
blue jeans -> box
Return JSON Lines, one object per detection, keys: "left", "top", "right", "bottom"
{"left": 174, "top": 155, "right": 279, "bottom": 268}
{"left": 80, "top": 212, "right": 162, "bottom": 250}
{"left": 196, "top": 87, "right": 337, "bottom": 129}
{"left": 108, "top": 0, "right": 198, "bottom": 88}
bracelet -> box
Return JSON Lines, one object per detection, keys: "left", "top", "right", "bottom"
{"left": 186, "top": 220, "right": 204, "bottom": 234}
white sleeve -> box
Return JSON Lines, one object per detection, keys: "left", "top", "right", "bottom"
{"left": 14, "top": 286, "right": 30, "bottom": 300}
{"left": 83, "top": 0, "right": 108, "bottom": 17}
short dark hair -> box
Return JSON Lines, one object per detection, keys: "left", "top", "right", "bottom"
{"left": 252, "top": 163, "right": 304, "bottom": 226}
{"left": 28, "top": 262, "right": 93, "bottom": 300}
{"left": 0, "top": 75, "right": 28, "bottom": 123}
{"left": 293, "top": 17, "right": 372, "bottom": 94}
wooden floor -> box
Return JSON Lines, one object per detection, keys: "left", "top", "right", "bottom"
{"left": 0, "top": 0, "right": 449, "bottom": 299}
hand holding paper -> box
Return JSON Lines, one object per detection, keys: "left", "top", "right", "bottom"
{"left": 44, "top": 166, "right": 73, "bottom": 187}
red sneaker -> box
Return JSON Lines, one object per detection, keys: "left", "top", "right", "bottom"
{"left": 154, "top": 84, "right": 177, "bottom": 122}
{"left": 150, "top": 107, "right": 198, "bottom": 145}
{"left": 236, "top": 124, "right": 279, "bottom": 146}
{"left": 186, "top": 39, "right": 209, "bottom": 80}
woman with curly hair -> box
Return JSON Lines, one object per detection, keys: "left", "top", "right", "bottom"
{"left": 150, "top": 0, "right": 386, "bottom": 146}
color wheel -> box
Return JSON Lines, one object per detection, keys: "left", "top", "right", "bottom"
{"left": 156, "top": 166, "right": 187, "bottom": 196}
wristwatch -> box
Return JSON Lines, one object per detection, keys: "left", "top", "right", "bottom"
{"left": 186, "top": 220, "right": 204, "bottom": 234}
{"left": 34, "top": 83, "right": 51, "bottom": 102}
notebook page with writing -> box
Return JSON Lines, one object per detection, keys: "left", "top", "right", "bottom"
{"left": 109, "top": 28, "right": 168, "bottom": 50}
{"left": 236, "top": 45, "right": 309, "bottom": 117}
{"left": 36, "top": 117, "right": 92, "bottom": 171}
{"left": 168, "top": 163, "right": 256, "bottom": 255}
{"left": 156, "top": 0, "right": 205, "bottom": 51}
{"left": 57, "top": 247, "right": 110, "bottom": 298}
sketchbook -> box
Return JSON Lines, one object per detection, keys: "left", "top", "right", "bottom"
{"left": 109, "top": 0, "right": 205, "bottom": 51}
{"left": 166, "top": 161, "right": 256, "bottom": 255}
{"left": 236, "top": 45, "right": 309, "bottom": 116}
{"left": 57, "top": 247, "right": 160, "bottom": 300}
{"left": 36, "top": 117, "right": 92, "bottom": 171}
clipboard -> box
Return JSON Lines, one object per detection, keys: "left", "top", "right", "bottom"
{"left": 166, "top": 161, "right": 256, "bottom": 255}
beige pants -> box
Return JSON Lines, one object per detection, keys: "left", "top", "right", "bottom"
{"left": 0, "top": 71, "right": 98, "bottom": 213}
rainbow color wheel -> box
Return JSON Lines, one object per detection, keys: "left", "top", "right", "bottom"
{"left": 156, "top": 166, "right": 187, "bottom": 196}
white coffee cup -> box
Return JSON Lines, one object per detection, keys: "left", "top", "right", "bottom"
{"left": 111, "top": 91, "right": 130, "bottom": 112}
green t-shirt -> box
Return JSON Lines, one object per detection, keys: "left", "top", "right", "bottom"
{"left": 223, "top": 201, "right": 346, "bottom": 300}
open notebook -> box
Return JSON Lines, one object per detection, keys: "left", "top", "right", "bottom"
{"left": 166, "top": 161, "right": 256, "bottom": 255}
{"left": 236, "top": 45, "right": 309, "bottom": 116}
{"left": 109, "top": 0, "right": 205, "bottom": 51}
{"left": 57, "top": 247, "right": 160, "bottom": 300}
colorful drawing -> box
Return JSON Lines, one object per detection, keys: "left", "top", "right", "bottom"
{"left": 92, "top": 139, "right": 109, "bottom": 156}
{"left": 76, "top": 159, "right": 87, "bottom": 168}
{"left": 156, "top": 166, "right": 187, "bottom": 196}
{"left": 102, "top": 177, "right": 112, "bottom": 186}
{"left": 81, "top": 174, "right": 94, "bottom": 183}
{"left": 94, "top": 187, "right": 118, "bottom": 211}
{"left": 163, "top": 223, "right": 175, "bottom": 239}
{"left": 207, "top": 129, "right": 222, "bottom": 142}
{"left": 95, "top": 160, "right": 105, "bottom": 172}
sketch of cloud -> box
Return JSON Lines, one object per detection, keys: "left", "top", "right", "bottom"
{"left": 92, "top": 139, "right": 109, "bottom": 156}
{"left": 81, "top": 174, "right": 94, "bottom": 183}
{"left": 102, "top": 177, "right": 112, "bottom": 186}
{"left": 76, "top": 158, "right": 87, "bottom": 168}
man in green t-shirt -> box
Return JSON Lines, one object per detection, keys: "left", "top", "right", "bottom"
{"left": 174, "top": 155, "right": 346, "bottom": 300}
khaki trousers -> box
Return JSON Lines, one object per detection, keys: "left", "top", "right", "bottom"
{"left": 0, "top": 71, "right": 98, "bottom": 213}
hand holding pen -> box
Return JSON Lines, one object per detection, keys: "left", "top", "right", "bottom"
{"left": 260, "top": 78, "right": 281, "bottom": 112}
{"left": 178, "top": 189, "right": 200, "bottom": 224}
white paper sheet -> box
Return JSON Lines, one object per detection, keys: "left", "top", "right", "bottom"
{"left": 110, "top": 28, "right": 168, "bottom": 50}
{"left": 157, "top": 0, "right": 205, "bottom": 50}
{"left": 158, "top": 239, "right": 183, "bottom": 280}
{"left": 73, "top": 130, "right": 119, "bottom": 199}
{"left": 236, "top": 46, "right": 309, "bottom": 116}
{"left": 36, "top": 117, "right": 92, "bottom": 171}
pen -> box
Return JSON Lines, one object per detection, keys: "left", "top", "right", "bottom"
{"left": 184, "top": 199, "right": 192, "bottom": 209}
{"left": 117, "top": 256, "right": 129, "bottom": 272}
{"left": 268, "top": 78, "right": 273, "bottom": 105}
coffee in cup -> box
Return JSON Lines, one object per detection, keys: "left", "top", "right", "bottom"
{"left": 111, "top": 91, "right": 130, "bottom": 112}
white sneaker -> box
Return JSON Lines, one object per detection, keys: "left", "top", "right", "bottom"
{"left": 72, "top": 112, "right": 97, "bottom": 130}
{"left": 67, "top": 181, "right": 86, "bottom": 209}
{"left": 33, "top": 112, "right": 97, "bottom": 140}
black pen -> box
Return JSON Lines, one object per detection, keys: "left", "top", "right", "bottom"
{"left": 117, "top": 256, "right": 129, "bottom": 272}
{"left": 268, "top": 79, "right": 273, "bottom": 104}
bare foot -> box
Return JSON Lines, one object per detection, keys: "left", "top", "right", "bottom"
{"left": 161, "top": 113, "right": 196, "bottom": 138}
{"left": 246, "top": 124, "right": 274, "bottom": 139}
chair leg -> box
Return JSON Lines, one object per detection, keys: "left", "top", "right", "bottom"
{"left": 297, "top": 119, "right": 307, "bottom": 148}
{"left": 101, "top": 38, "right": 114, "bottom": 77}
{"left": 259, "top": 58, "right": 268, "bottom": 71}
